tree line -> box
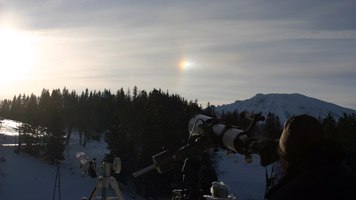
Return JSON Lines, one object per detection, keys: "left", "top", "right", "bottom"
{"left": 0, "top": 87, "right": 218, "bottom": 198}
{"left": 321, "top": 113, "right": 356, "bottom": 171}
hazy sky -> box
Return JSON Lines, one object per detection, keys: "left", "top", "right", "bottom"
{"left": 0, "top": 0, "right": 356, "bottom": 109}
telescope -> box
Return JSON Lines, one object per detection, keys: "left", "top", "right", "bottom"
{"left": 76, "top": 152, "right": 97, "bottom": 178}
{"left": 133, "top": 113, "right": 279, "bottom": 177}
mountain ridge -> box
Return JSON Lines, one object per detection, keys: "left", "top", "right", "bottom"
{"left": 215, "top": 93, "right": 356, "bottom": 122}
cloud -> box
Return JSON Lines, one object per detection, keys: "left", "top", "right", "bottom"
{"left": 1, "top": 0, "right": 356, "bottom": 109}
{"left": 224, "top": 0, "right": 356, "bottom": 31}
{"left": 5, "top": 0, "right": 355, "bottom": 31}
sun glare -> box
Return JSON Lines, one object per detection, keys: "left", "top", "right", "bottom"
{"left": 0, "top": 27, "right": 37, "bottom": 85}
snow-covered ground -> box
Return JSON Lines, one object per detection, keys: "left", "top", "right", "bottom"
{"left": 0, "top": 119, "right": 22, "bottom": 136}
{"left": 0, "top": 119, "right": 144, "bottom": 200}
{"left": 216, "top": 152, "right": 267, "bottom": 200}
{"left": 0, "top": 119, "right": 268, "bottom": 200}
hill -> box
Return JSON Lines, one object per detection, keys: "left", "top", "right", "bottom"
{"left": 215, "top": 93, "right": 356, "bottom": 122}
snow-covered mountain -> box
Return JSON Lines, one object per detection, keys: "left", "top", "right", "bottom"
{"left": 216, "top": 93, "right": 356, "bottom": 123}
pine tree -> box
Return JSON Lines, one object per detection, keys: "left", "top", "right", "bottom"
{"left": 45, "top": 89, "right": 65, "bottom": 163}
{"left": 62, "top": 88, "right": 78, "bottom": 147}
{"left": 105, "top": 119, "right": 131, "bottom": 183}
{"left": 10, "top": 95, "right": 23, "bottom": 120}
{"left": 17, "top": 123, "right": 45, "bottom": 156}
{"left": 0, "top": 99, "right": 12, "bottom": 118}
{"left": 322, "top": 113, "right": 337, "bottom": 139}
{"left": 77, "top": 89, "right": 90, "bottom": 146}
{"left": 337, "top": 113, "right": 356, "bottom": 152}
{"left": 24, "top": 94, "right": 39, "bottom": 126}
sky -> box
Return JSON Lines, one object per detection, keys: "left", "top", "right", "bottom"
{"left": 0, "top": 0, "right": 356, "bottom": 109}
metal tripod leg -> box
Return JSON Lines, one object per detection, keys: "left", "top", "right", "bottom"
{"left": 53, "top": 164, "right": 61, "bottom": 200}
{"left": 108, "top": 177, "right": 125, "bottom": 200}
{"left": 89, "top": 177, "right": 103, "bottom": 200}
{"left": 88, "top": 176, "right": 125, "bottom": 200}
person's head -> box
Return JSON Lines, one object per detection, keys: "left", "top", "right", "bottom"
{"left": 278, "top": 114, "right": 324, "bottom": 172}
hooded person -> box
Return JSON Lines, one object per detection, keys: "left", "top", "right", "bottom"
{"left": 265, "top": 114, "right": 356, "bottom": 200}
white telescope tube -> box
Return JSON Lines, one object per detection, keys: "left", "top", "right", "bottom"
{"left": 188, "top": 114, "right": 245, "bottom": 152}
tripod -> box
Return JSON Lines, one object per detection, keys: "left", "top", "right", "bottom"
{"left": 53, "top": 164, "right": 61, "bottom": 200}
{"left": 88, "top": 161, "right": 125, "bottom": 200}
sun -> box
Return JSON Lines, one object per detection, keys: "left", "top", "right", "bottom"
{"left": 0, "top": 27, "right": 37, "bottom": 85}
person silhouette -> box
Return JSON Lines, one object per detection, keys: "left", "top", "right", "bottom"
{"left": 266, "top": 114, "right": 356, "bottom": 200}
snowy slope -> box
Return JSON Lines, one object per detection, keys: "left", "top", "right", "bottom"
{"left": 0, "top": 119, "right": 144, "bottom": 200}
{"left": 216, "top": 93, "right": 356, "bottom": 123}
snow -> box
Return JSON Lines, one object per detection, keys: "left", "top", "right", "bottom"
{"left": 0, "top": 119, "right": 145, "bottom": 200}
{"left": 0, "top": 119, "right": 21, "bottom": 136}
{"left": 0, "top": 119, "right": 270, "bottom": 200}
{"left": 216, "top": 93, "right": 356, "bottom": 123}
{"left": 215, "top": 152, "right": 266, "bottom": 200}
